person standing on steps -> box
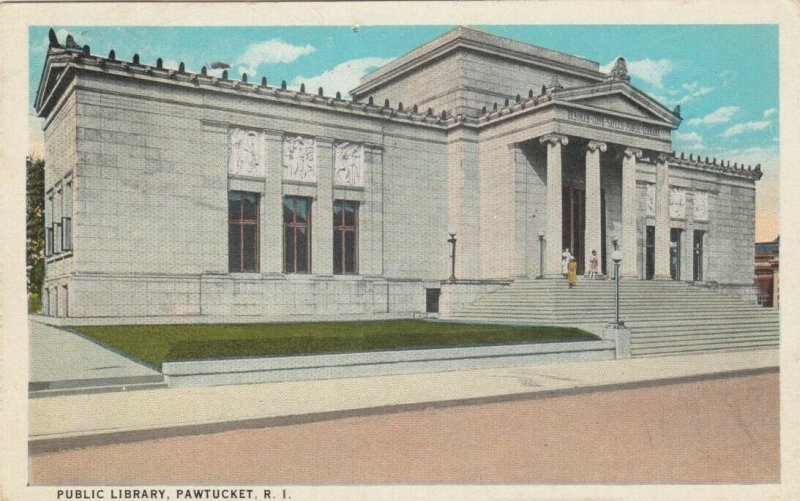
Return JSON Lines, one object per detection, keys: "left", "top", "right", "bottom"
{"left": 562, "top": 248, "right": 572, "bottom": 277}
{"left": 567, "top": 257, "right": 578, "bottom": 288}
{"left": 589, "top": 250, "right": 599, "bottom": 280}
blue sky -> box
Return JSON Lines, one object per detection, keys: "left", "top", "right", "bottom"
{"left": 28, "top": 25, "right": 779, "bottom": 239}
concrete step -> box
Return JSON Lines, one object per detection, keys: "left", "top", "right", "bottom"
{"left": 443, "top": 278, "right": 778, "bottom": 357}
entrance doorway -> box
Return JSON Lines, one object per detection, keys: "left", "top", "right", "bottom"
{"left": 645, "top": 225, "right": 655, "bottom": 280}
{"left": 670, "top": 228, "right": 682, "bottom": 280}
{"left": 562, "top": 186, "right": 585, "bottom": 275}
{"left": 693, "top": 230, "right": 704, "bottom": 281}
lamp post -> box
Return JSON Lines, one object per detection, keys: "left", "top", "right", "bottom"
{"left": 611, "top": 247, "right": 623, "bottom": 327}
{"left": 537, "top": 230, "right": 545, "bottom": 279}
{"left": 448, "top": 232, "right": 457, "bottom": 282}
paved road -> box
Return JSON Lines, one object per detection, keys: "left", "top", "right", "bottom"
{"left": 30, "top": 372, "right": 778, "bottom": 485}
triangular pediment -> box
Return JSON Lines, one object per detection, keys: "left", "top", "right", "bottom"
{"left": 555, "top": 81, "right": 681, "bottom": 127}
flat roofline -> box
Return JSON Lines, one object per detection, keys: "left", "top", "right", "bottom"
{"left": 352, "top": 26, "right": 604, "bottom": 97}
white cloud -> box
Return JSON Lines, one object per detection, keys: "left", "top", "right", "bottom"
{"left": 721, "top": 120, "right": 771, "bottom": 138}
{"left": 686, "top": 106, "right": 739, "bottom": 126}
{"left": 674, "top": 131, "right": 703, "bottom": 144}
{"left": 235, "top": 39, "right": 316, "bottom": 76}
{"left": 675, "top": 82, "right": 713, "bottom": 105}
{"left": 763, "top": 108, "right": 777, "bottom": 119}
{"left": 291, "top": 57, "right": 395, "bottom": 96}
{"left": 602, "top": 58, "right": 675, "bottom": 88}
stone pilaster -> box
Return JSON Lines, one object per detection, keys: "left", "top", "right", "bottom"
{"left": 654, "top": 153, "right": 671, "bottom": 279}
{"left": 540, "top": 133, "right": 568, "bottom": 277}
{"left": 510, "top": 142, "right": 528, "bottom": 278}
{"left": 584, "top": 141, "right": 606, "bottom": 275}
{"left": 621, "top": 147, "right": 642, "bottom": 277}
{"left": 361, "top": 144, "right": 384, "bottom": 277}
{"left": 313, "top": 137, "right": 334, "bottom": 276}
{"left": 261, "top": 129, "right": 284, "bottom": 274}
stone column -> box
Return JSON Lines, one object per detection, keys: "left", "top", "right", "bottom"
{"left": 313, "top": 137, "right": 335, "bottom": 276}
{"left": 539, "top": 133, "right": 568, "bottom": 277}
{"left": 621, "top": 147, "right": 642, "bottom": 277}
{"left": 584, "top": 141, "right": 606, "bottom": 275}
{"left": 654, "top": 153, "right": 671, "bottom": 279}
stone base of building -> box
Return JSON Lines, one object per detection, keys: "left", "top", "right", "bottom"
{"left": 438, "top": 280, "right": 512, "bottom": 316}
{"left": 39, "top": 273, "right": 446, "bottom": 322}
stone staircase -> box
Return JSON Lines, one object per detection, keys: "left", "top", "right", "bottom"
{"left": 442, "top": 279, "right": 780, "bottom": 357}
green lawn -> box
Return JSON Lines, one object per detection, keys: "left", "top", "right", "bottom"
{"left": 70, "top": 320, "right": 598, "bottom": 369}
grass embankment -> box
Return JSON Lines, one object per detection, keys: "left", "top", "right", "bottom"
{"left": 71, "top": 320, "right": 598, "bottom": 369}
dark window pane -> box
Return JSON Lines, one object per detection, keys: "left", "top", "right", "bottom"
{"left": 296, "top": 227, "right": 308, "bottom": 272}
{"left": 242, "top": 224, "right": 257, "bottom": 271}
{"left": 344, "top": 202, "right": 357, "bottom": 227}
{"left": 283, "top": 197, "right": 294, "bottom": 224}
{"left": 295, "top": 198, "right": 308, "bottom": 223}
{"left": 333, "top": 200, "right": 343, "bottom": 226}
{"left": 242, "top": 193, "right": 259, "bottom": 221}
{"left": 344, "top": 230, "right": 356, "bottom": 273}
{"left": 284, "top": 226, "right": 295, "bottom": 273}
{"left": 229, "top": 192, "right": 241, "bottom": 222}
{"left": 333, "top": 230, "right": 343, "bottom": 274}
{"left": 229, "top": 224, "right": 241, "bottom": 272}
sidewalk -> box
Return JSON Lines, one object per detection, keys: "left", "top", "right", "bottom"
{"left": 29, "top": 321, "right": 163, "bottom": 394}
{"left": 29, "top": 347, "right": 778, "bottom": 453}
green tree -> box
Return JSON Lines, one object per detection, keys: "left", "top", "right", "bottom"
{"left": 27, "top": 156, "right": 45, "bottom": 313}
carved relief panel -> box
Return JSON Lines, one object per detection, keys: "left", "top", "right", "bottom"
{"left": 334, "top": 142, "right": 364, "bottom": 187}
{"left": 646, "top": 184, "right": 655, "bottom": 217}
{"left": 228, "top": 128, "right": 264, "bottom": 177}
{"left": 283, "top": 136, "right": 317, "bottom": 182}
{"left": 694, "top": 191, "right": 709, "bottom": 221}
{"left": 669, "top": 187, "right": 686, "bottom": 219}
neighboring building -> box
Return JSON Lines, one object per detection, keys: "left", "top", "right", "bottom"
{"left": 35, "top": 27, "right": 763, "bottom": 320}
{"left": 755, "top": 236, "right": 779, "bottom": 308}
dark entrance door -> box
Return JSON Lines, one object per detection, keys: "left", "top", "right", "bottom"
{"left": 645, "top": 225, "right": 655, "bottom": 280}
{"left": 670, "top": 228, "right": 682, "bottom": 280}
{"left": 693, "top": 230, "right": 704, "bottom": 281}
{"left": 562, "top": 186, "right": 585, "bottom": 275}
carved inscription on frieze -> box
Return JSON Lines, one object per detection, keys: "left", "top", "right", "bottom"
{"left": 334, "top": 142, "right": 364, "bottom": 187}
{"left": 283, "top": 136, "right": 317, "bottom": 182}
{"left": 566, "top": 110, "right": 662, "bottom": 138}
{"left": 694, "top": 191, "right": 709, "bottom": 221}
{"left": 670, "top": 187, "right": 686, "bottom": 219}
{"left": 228, "top": 128, "right": 264, "bottom": 178}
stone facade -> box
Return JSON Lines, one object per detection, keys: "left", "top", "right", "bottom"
{"left": 36, "top": 27, "right": 763, "bottom": 320}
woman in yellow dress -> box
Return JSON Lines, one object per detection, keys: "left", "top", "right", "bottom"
{"left": 567, "top": 257, "right": 578, "bottom": 288}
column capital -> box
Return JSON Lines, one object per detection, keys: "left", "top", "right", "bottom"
{"left": 586, "top": 140, "right": 607, "bottom": 153}
{"left": 623, "top": 147, "right": 643, "bottom": 159}
{"left": 657, "top": 152, "right": 672, "bottom": 164}
{"left": 539, "top": 133, "right": 569, "bottom": 147}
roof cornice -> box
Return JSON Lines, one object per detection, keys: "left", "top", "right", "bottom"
{"left": 35, "top": 47, "right": 462, "bottom": 130}
{"left": 351, "top": 26, "right": 605, "bottom": 98}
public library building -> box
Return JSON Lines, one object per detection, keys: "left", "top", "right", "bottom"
{"left": 35, "top": 27, "right": 762, "bottom": 320}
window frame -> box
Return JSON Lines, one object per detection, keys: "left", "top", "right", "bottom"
{"left": 333, "top": 199, "right": 359, "bottom": 275}
{"left": 283, "top": 196, "right": 313, "bottom": 274}
{"left": 228, "top": 191, "right": 260, "bottom": 273}
{"left": 61, "top": 217, "right": 72, "bottom": 252}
